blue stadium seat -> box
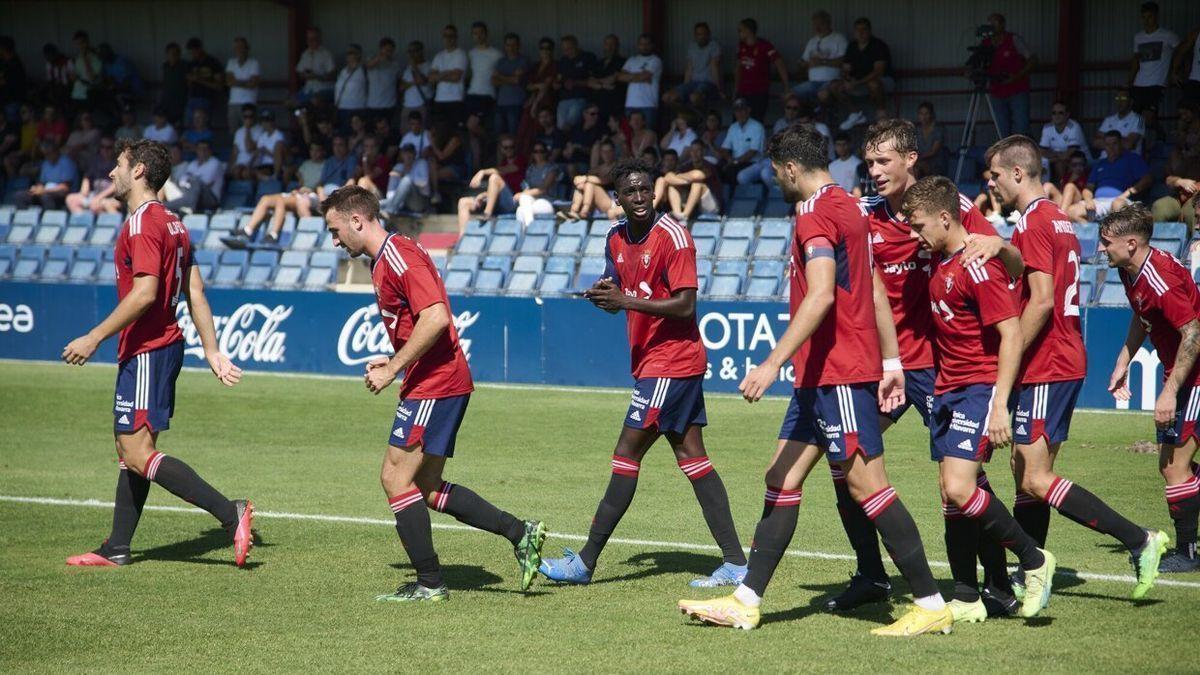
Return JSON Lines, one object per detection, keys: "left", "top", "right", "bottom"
{"left": 69, "top": 254, "right": 98, "bottom": 282}
{"left": 754, "top": 237, "right": 787, "bottom": 258}
{"left": 0, "top": 243, "right": 17, "bottom": 276}
{"left": 291, "top": 231, "right": 320, "bottom": 250}
{"left": 448, "top": 253, "right": 480, "bottom": 272}
{"left": 716, "top": 237, "right": 751, "bottom": 258}
{"left": 1150, "top": 236, "right": 1184, "bottom": 258}
{"left": 42, "top": 246, "right": 72, "bottom": 279}
{"left": 575, "top": 257, "right": 606, "bottom": 290}
{"left": 506, "top": 271, "right": 539, "bottom": 293}
{"left": 487, "top": 234, "right": 518, "bottom": 255}
{"left": 60, "top": 224, "right": 90, "bottom": 245}
{"left": 545, "top": 256, "right": 575, "bottom": 274}
{"left": 214, "top": 249, "right": 249, "bottom": 285}
{"left": 520, "top": 234, "right": 550, "bottom": 253}
{"left": 1079, "top": 280, "right": 1093, "bottom": 307}
{"left": 255, "top": 179, "right": 283, "bottom": 200}
{"left": 539, "top": 272, "right": 569, "bottom": 293}
{"left": 6, "top": 224, "right": 33, "bottom": 244}
{"left": 245, "top": 249, "right": 280, "bottom": 286}
{"left": 222, "top": 181, "right": 254, "bottom": 210}
{"left": 761, "top": 199, "right": 792, "bottom": 218}
{"left": 202, "top": 229, "right": 227, "bottom": 250}
{"left": 715, "top": 259, "right": 749, "bottom": 277}
{"left": 209, "top": 212, "right": 238, "bottom": 232}
{"left": 317, "top": 228, "right": 341, "bottom": 252}
{"left": 431, "top": 254, "right": 447, "bottom": 273}
{"left": 0, "top": 224, "right": 7, "bottom": 243}
{"left": 753, "top": 259, "right": 785, "bottom": 279}
{"left": 0, "top": 206, "right": 12, "bottom": 226}
{"left": 1097, "top": 280, "right": 1127, "bottom": 306}
{"left": 444, "top": 270, "right": 473, "bottom": 292}
{"left": 67, "top": 212, "right": 95, "bottom": 228}
{"left": 475, "top": 269, "right": 505, "bottom": 291}
{"left": 96, "top": 212, "right": 123, "bottom": 228}
{"left": 279, "top": 250, "right": 309, "bottom": 268}
{"left": 588, "top": 220, "right": 614, "bottom": 236}
{"left": 494, "top": 217, "right": 521, "bottom": 235}
{"left": 709, "top": 275, "right": 742, "bottom": 296}
{"left": 273, "top": 265, "right": 304, "bottom": 288}
{"left": 191, "top": 249, "right": 216, "bottom": 281}
{"left": 309, "top": 251, "right": 338, "bottom": 271}
{"left": 691, "top": 221, "right": 720, "bottom": 239}
{"left": 40, "top": 210, "right": 68, "bottom": 228}
{"left": 693, "top": 236, "right": 716, "bottom": 257}
{"left": 303, "top": 266, "right": 336, "bottom": 288}
{"left": 697, "top": 258, "right": 713, "bottom": 279}
{"left": 456, "top": 234, "right": 488, "bottom": 255}
{"left": 297, "top": 216, "right": 325, "bottom": 232}
{"left": 744, "top": 277, "right": 778, "bottom": 298}
{"left": 1075, "top": 222, "right": 1099, "bottom": 262}
{"left": 1154, "top": 221, "right": 1187, "bottom": 241}
{"left": 551, "top": 234, "right": 582, "bottom": 255}
{"left": 13, "top": 245, "right": 46, "bottom": 278}
{"left": 759, "top": 219, "right": 791, "bottom": 239}
{"left": 726, "top": 184, "right": 763, "bottom": 218}
{"left": 183, "top": 213, "right": 209, "bottom": 232}
{"left": 464, "top": 219, "right": 493, "bottom": 236}
{"left": 481, "top": 255, "right": 512, "bottom": 272}
{"left": 526, "top": 220, "right": 554, "bottom": 236}
{"left": 695, "top": 274, "right": 710, "bottom": 294}
{"left": 722, "top": 219, "right": 756, "bottom": 239}
{"left": 13, "top": 208, "right": 40, "bottom": 227}
{"left": 34, "top": 223, "right": 63, "bottom": 245}
{"left": 513, "top": 255, "right": 544, "bottom": 273}
{"left": 583, "top": 235, "right": 607, "bottom": 256}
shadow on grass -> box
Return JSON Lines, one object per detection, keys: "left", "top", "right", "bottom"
{"left": 133, "top": 528, "right": 266, "bottom": 569}
{"left": 387, "top": 562, "right": 550, "bottom": 596}
{"left": 784, "top": 580, "right": 899, "bottom": 627}
{"left": 587, "top": 550, "right": 718, "bottom": 585}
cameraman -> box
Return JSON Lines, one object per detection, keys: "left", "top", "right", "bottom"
{"left": 980, "top": 13, "right": 1037, "bottom": 138}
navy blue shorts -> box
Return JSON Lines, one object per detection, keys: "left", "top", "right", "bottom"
{"left": 882, "top": 367, "right": 936, "bottom": 427}
{"left": 1013, "top": 379, "right": 1083, "bottom": 446}
{"left": 1157, "top": 384, "right": 1200, "bottom": 446}
{"left": 930, "top": 383, "right": 1004, "bottom": 463}
{"left": 624, "top": 375, "right": 707, "bottom": 435}
{"left": 389, "top": 394, "right": 470, "bottom": 457}
{"left": 114, "top": 341, "right": 184, "bottom": 433}
{"left": 779, "top": 383, "right": 884, "bottom": 461}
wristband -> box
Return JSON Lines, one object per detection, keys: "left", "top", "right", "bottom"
{"left": 882, "top": 357, "right": 902, "bottom": 372}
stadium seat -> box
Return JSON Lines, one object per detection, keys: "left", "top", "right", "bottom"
{"left": 67, "top": 212, "right": 94, "bottom": 228}
{"left": 759, "top": 219, "right": 791, "bottom": 239}
{"left": 545, "top": 256, "right": 575, "bottom": 274}
{"left": 583, "top": 235, "right": 607, "bottom": 256}
{"left": 0, "top": 205, "right": 12, "bottom": 226}
{"left": 448, "top": 253, "right": 480, "bottom": 272}
{"left": 744, "top": 276, "right": 778, "bottom": 298}
{"left": 695, "top": 274, "right": 709, "bottom": 294}
{"left": 589, "top": 220, "right": 614, "bottom": 237}
{"left": 297, "top": 216, "right": 325, "bottom": 232}
{"left": 726, "top": 184, "right": 763, "bottom": 218}
{"left": 291, "top": 231, "right": 320, "bottom": 250}
{"left": 244, "top": 250, "right": 280, "bottom": 286}
{"left": 317, "top": 229, "right": 341, "bottom": 252}
{"left": 68, "top": 251, "right": 98, "bottom": 282}
{"left": 708, "top": 275, "right": 742, "bottom": 296}
{"left": 513, "top": 255, "right": 544, "bottom": 274}
{"left": 12, "top": 208, "right": 40, "bottom": 227}
{"left": 1154, "top": 221, "right": 1187, "bottom": 241}
{"left": 309, "top": 251, "right": 338, "bottom": 272}
{"left": 0, "top": 243, "right": 16, "bottom": 277}
{"left": 273, "top": 265, "right": 304, "bottom": 288}
{"left": 279, "top": 250, "right": 308, "bottom": 268}
{"left": 691, "top": 221, "right": 720, "bottom": 239}
{"left": 475, "top": 269, "right": 505, "bottom": 291}
{"left": 481, "top": 255, "right": 513, "bottom": 272}
{"left": 761, "top": 198, "right": 793, "bottom": 218}
{"left": 716, "top": 237, "right": 750, "bottom": 258}
{"left": 6, "top": 224, "right": 33, "bottom": 244}
{"left": 715, "top": 259, "right": 749, "bottom": 278}
{"left": 464, "top": 219, "right": 493, "bottom": 236}
{"left": 506, "top": 271, "right": 539, "bottom": 293}
{"left": 203, "top": 229, "right": 227, "bottom": 250}
{"left": 519, "top": 234, "right": 550, "bottom": 253}
{"left": 551, "top": 234, "right": 582, "bottom": 255}
{"left": 13, "top": 245, "right": 46, "bottom": 279}
{"left": 696, "top": 258, "right": 713, "bottom": 279}
{"left": 444, "top": 269, "right": 473, "bottom": 292}
{"left": 456, "top": 234, "right": 488, "bottom": 255}
{"left": 558, "top": 220, "right": 587, "bottom": 237}
{"left": 1150, "top": 236, "right": 1184, "bottom": 258}
{"left": 303, "top": 265, "right": 336, "bottom": 289}
{"left": 693, "top": 236, "right": 716, "bottom": 257}
{"left": 183, "top": 213, "right": 209, "bottom": 232}
{"left": 1075, "top": 222, "right": 1099, "bottom": 262}
{"left": 40, "top": 210, "right": 67, "bottom": 228}
{"left": 539, "top": 272, "right": 569, "bottom": 293}
{"left": 255, "top": 179, "right": 283, "bottom": 201}
{"left": 95, "top": 212, "right": 123, "bottom": 228}
{"left": 1079, "top": 280, "right": 1093, "bottom": 307}
{"left": 60, "top": 224, "right": 90, "bottom": 245}
{"left": 575, "top": 257, "right": 606, "bottom": 289}
{"left": 42, "top": 246, "right": 72, "bottom": 279}
{"left": 222, "top": 181, "right": 254, "bottom": 210}
{"left": 754, "top": 237, "right": 787, "bottom": 258}
{"left": 214, "top": 249, "right": 249, "bottom": 285}
{"left": 1097, "top": 280, "right": 1127, "bottom": 306}
{"left": 753, "top": 259, "right": 785, "bottom": 279}
{"left": 526, "top": 220, "right": 554, "bottom": 236}
{"left": 34, "top": 223, "right": 63, "bottom": 245}
{"left": 494, "top": 217, "right": 521, "bottom": 235}
{"left": 723, "top": 219, "right": 756, "bottom": 239}
{"left": 0, "top": 224, "right": 7, "bottom": 243}
{"left": 487, "top": 234, "right": 518, "bottom": 255}
{"left": 209, "top": 212, "right": 238, "bottom": 232}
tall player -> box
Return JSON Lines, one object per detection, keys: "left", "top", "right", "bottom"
{"left": 825, "top": 118, "right": 1021, "bottom": 616}
{"left": 538, "top": 158, "right": 748, "bottom": 588}
{"left": 1102, "top": 203, "right": 1200, "bottom": 573}
{"left": 322, "top": 186, "right": 546, "bottom": 601}
{"left": 679, "top": 126, "right": 952, "bottom": 636}
{"left": 901, "top": 175, "right": 1057, "bottom": 620}
{"left": 980, "top": 136, "right": 1167, "bottom": 600}
{"left": 62, "top": 139, "right": 254, "bottom": 568}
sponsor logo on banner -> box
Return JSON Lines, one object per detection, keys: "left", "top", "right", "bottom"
{"left": 0, "top": 303, "right": 34, "bottom": 332}
{"left": 176, "top": 302, "right": 291, "bottom": 363}
{"left": 337, "top": 304, "right": 480, "bottom": 366}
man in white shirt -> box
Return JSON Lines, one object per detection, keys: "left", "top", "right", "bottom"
{"left": 430, "top": 24, "right": 468, "bottom": 127}
{"left": 142, "top": 108, "right": 179, "bottom": 144}
{"left": 166, "top": 139, "right": 222, "bottom": 213}
{"left": 662, "top": 22, "right": 721, "bottom": 109}
{"left": 1040, "top": 101, "right": 1091, "bottom": 178}
{"left": 1175, "top": 28, "right": 1200, "bottom": 105}
{"left": 295, "top": 26, "right": 335, "bottom": 104}
{"left": 334, "top": 44, "right": 369, "bottom": 131}
{"left": 399, "top": 111, "right": 433, "bottom": 159}
{"left": 1128, "top": 1, "right": 1178, "bottom": 112}
{"left": 1094, "top": 91, "right": 1145, "bottom": 155}
{"left": 720, "top": 98, "right": 766, "bottom": 185}
{"left": 828, "top": 133, "right": 862, "bottom": 196}
{"left": 252, "top": 109, "right": 286, "bottom": 179}
{"left": 618, "top": 34, "right": 663, "bottom": 130}
{"left": 381, "top": 143, "right": 432, "bottom": 215}
{"left": 225, "top": 37, "right": 260, "bottom": 133}
{"left": 793, "top": 10, "right": 847, "bottom": 108}
{"left": 366, "top": 37, "right": 401, "bottom": 125}
{"left": 400, "top": 40, "right": 433, "bottom": 124}
{"left": 466, "top": 22, "right": 502, "bottom": 126}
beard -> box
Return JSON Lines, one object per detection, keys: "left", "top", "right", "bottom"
{"left": 779, "top": 181, "right": 803, "bottom": 204}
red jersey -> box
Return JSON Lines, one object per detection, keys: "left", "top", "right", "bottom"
{"left": 736, "top": 39, "right": 779, "bottom": 95}
{"left": 1119, "top": 247, "right": 1200, "bottom": 386}
{"left": 790, "top": 184, "right": 881, "bottom": 387}
{"left": 114, "top": 200, "right": 190, "bottom": 361}
{"left": 371, "top": 234, "right": 474, "bottom": 400}
{"left": 929, "top": 253, "right": 1020, "bottom": 393}
{"left": 1010, "top": 197, "right": 1087, "bottom": 383}
{"left": 865, "top": 191, "right": 996, "bottom": 370}
{"left": 603, "top": 213, "right": 706, "bottom": 379}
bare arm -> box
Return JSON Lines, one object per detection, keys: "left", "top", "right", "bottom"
{"left": 1109, "top": 314, "right": 1147, "bottom": 400}
{"left": 181, "top": 265, "right": 242, "bottom": 385}
{"left": 62, "top": 274, "right": 158, "bottom": 364}
{"left": 989, "top": 315, "right": 1024, "bottom": 447}
{"left": 1159, "top": 319, "right": 1200, "bottom": 425}
{"left": 365, "top": 302, "right": 452, "bottom": 394}
{"left": 872, "top": 268, "right": 907, "bottom": 412}
{"left": 961, "top": 234, "right": 1025, "bottom": 278}
{"left": 585, "top": 282, "right": 696, "bottom": 321}
{"left": 772, "top": 55, "right": 789, "bottom": 91}
{"left": 1019, "top": 270, "right": 1055, "bottom": 352}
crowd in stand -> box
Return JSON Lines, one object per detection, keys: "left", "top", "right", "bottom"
{"left": 0, "top": 2, "right": 1198, "bottom": 246}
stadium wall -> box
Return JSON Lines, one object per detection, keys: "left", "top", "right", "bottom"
{"left": 0, "top": 280, "right": 1166, "bottom": 411}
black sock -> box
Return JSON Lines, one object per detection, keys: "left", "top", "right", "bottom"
{"left": 578, "top": 455, "right": 640, "bottom": 570}
{"left": 741, "top": 486, "right": 801, "bottom": 597}
{"left": 863, "top": 487, "right": 940, "bottom": 599}
{"left": 1047, "top": 477, "right": 1146, "bottom": 551}
{"left": 831, "top": 465, "right": 886, "bottom": 582}
{"left": 430, "top": 482, "right": 524, "bottom": 546}
{"left": 390, "top": 488, "right": 443, "bottom": 587}
{"left": 1014, "top": 491, "right": 1051, "bottom": 548}
{"left": 974, "top": 474, "right": 1011, "bottom": 593}
{"left": 103, "top": 460, "right": 151, "bottom": 555}
{"left": 943, "top": 503, "right": 981, "bottom": 602}
{"left": 143, "top": 451, "right": 236, "bottom": 528}
{"left": 963, "top": 487, "right": 1045, "bottom": 570}
{"left": 1166, "top": 477, "right": 1200, "bottom": 557}
{"left": 678, "top": 457, "right": 746, "bottom": 566}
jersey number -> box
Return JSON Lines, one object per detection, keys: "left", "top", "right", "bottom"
{"left": 930, "top": 299, "right": 955, "bottom": 322}
{"left": 1063, "top": 250, "right": 1081, "bottom": 317}
{"left": 171, "top": 245, "right": 185, "bottom": 307}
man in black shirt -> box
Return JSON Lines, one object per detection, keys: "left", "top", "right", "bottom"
{"left": 588, "top": 34, "right": 627, "bottom": 124}
{"left": 829, "top": 18, "right": 894, "bottom": 130}
{"left": 555, "top": 35, "right": 598, "bottom": 131}
{"left": 184, "top": 38, "right": 225, "bottom": 130}
{"left": 159, "top": 43, "right": 188, "bottom": 125}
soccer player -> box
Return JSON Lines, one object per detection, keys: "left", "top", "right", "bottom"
{"left": 322, "top": 186, "right": 546, "bottom": 601}
{"left": 825, "top": 118, "right": 1022, "bottom": 616}
{"left": 1102, "top": 203, "right": 1200, "bottom": 573}
{"left": 901, "top": 175, "right": 1057, "bottom": 620}
{"left": 538, "top": 158, "right": 748, "bottom": 588}
{"left": 62, "top": 139, "right": 254, "bottom": 568}
{"left": 980, "top": 136, "right": 1167, "bottom": 601}
{"left": 678, "top": 126, "right": 952, "bottom": 635}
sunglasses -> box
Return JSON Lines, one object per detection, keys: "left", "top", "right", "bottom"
{"left": 532, "top": 147, "right": 546, "bottom": 153}
{"left": 785, "top": 105, "right": 799, "bottom": 111}
{"left": 585, "top": 110, "right": 598, "bottom": 116}
{"left": 501, "top": 144, "right": 515, "bottom": 150}
{"left": 1052, "top": 110, "right": 1066, "bottom": 115}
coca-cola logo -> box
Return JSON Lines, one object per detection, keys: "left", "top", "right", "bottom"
{"left": 337, "top": 303, "right": 479, "bottom": 366}
{"left": 176, "top": 302, "right": 292, "bottom": 363}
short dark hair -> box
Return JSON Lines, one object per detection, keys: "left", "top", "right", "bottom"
{"left": 321, "top": 185, "right": 381, "bottom": 222}
{"left": 662, "top": 149, "right": 678, "bottom": 159}
{"left": 116, "top": 138, "right": 172, "bottom": 191}
{"left": 984, "top": 135, "right": 1042, "bottom": 178}
{"left": 380, "top": 37, "right": 395, "bottom": 49}
{"left": 186, "top": 37, "right": 202, "bottom": 50}
{"left": 739, "top": 18, "right": 758, "bottom": 33}
{"left": 1100, "top": 202, "right": 1153, "bottom": 240}
{"left": 917, "top": 100, "right": 936, "bottom": 116}
{"left": 407, "top": 110, "right": 423, "bottom": 122}
{"left": 234, "top": 36, "right": 248, "bottom": 48}
{"left": 854, "top": 17, "right": 872, "bottom": 30}
{"left": 767, "top": 125, "right": 829, "bottom": 171}
{"left": 1105, "top": 129, "right": 1122, "bottom": 140}
{"left": 900, "top": 176, "right": 960, "bottom": 220}
{"left": 833, "top": 131, "right": 851, "bottom": 144}
{"left": 73, "top": 30, "right": 89, "bottom": 43}
{"left": 504, "top": 33, "right": 519, "bottom": 43}
{"left": 538, "top": 37, "right": 554, "bottom": 51}
{"left": 611, "top": 157, "right": 656, "bottom": 188}
{"left": 1141, "top": 2, "right": 1159, "bottom": 14}
{"left": 694, "top": 21, "right": 710, "bottom": 31}
{"left": 443, "top": 24, "right": 458, "bottom": 34}
{"left": 471, "top": 21, "right": 487, "bottom": 32}
{"left": 864, "top": 118, "right": 918, "bottom": 155}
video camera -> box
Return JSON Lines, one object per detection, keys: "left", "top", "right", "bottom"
{"left": 965, "top": 24, "right": 997, "bottom": 89}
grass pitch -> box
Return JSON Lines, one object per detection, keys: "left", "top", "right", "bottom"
{"left": 1, "top": 361, "right": 1197, "bottom": 673}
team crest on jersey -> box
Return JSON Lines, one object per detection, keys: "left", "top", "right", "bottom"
{"left": 944, "top": 273, "right": 955, "bottom": 292}
{"left": 641, "top": 252, "right": 652, "bottom": 268}
{"left": 617, "top": 253, "right": 624, "bottom": 263}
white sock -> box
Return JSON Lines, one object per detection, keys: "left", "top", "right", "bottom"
{"left": 733, "top": 584, "right": 761, "bottom": 607}
{"left": 913, "top": 593, "right": 946, "bottom": 611}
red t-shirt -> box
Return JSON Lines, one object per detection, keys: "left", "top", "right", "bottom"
{"left": 737, "top": 39, "right": 779, "bottom": 96}
{"left": 929, "top": 253, "right": 1020, "bottom": 393}
{"left": 1010, "top": 197, "right": 1087, "bottom": 383}
{"left": 499, "top": 155, "right": 527, "bottom": 194}
{"left": 790, "top": 184, "right": 881, "bottom": 387}
{"left": 985, "top": 32, "right": 1031, "bottom": 98}
{"left": 603, "top": 213, "right": 706, "bottom": 379}
{"left": 114, "top": 201, "right": 190, "bottom": 361}
{"left": 1120, "top": 247, "right": 1200, "bottom": 386}
{"left": 865, "top": 192, "right": 996, "bottom": 370}
{"left": 372, "top": 234, "right": 474, "bottom": 400}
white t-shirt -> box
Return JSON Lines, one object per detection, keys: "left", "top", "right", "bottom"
{"left": 1191, "top": 36, "right": 1200, "bottom": 83}
{"left": 254, "top": 128, "right": 285, "bottom": 167}
{"left": 432, "top": 49, "right": 468, "bottom": 102}
{"left": 400, "top": 130, "right": 433, "bottom": 155}
{"left": 391, "top": 158, "right": 431, "bottom": 196}
{"left": 622, "top": 54, "right": 663, "bottom": 109}
{"left": 184, "top": 156, "right": 222, "bottom": 188}
{"left": 232, "top": 125, "right": 262, "bottom": 166}
{"left": 335, "top": 66, "right": 369, "bottom": 110}
{"left": 802, "top": 32, "right": 848, "bottom": 83}
{"left": 1099, "top": 111, "right": 1145, "bottom": 154}
{"left": 226, "top": 57, "right": 260, "bottom": 106}
{"left": 1039, "top": 119, "right": 1089, "bottom": 157}
{"left": 1133, "top": 28, "right": 1179, "bottom": 88}
{"left": 142, "top": 123, "right": 178, "bottom": 144}
{"left": 367, "top": 58, "right": 400, "bottom": 109}
{"left": 467, "top": 46, "right": 502, "bottom": 98}
{"left": 829, "top": 155, "right": 861, "bottom": 193}
{"left": 296, "top": 47, "right": 335, "bottom": 94}
{"left": 401, "top": 63, "right": 433, "bottom": 108}
{"left": 664, "top": 128, "right": 697, "bottom": 157}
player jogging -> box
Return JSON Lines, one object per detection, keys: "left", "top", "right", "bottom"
{"left": 679, "top": 126, "right": 952, "bottom": 635}
{"left": 322, "top": 186, "right": 546, "bottom": 601}
{"left": 1102, "top": 203, "right": 1200, "bottom": 574}
{"left": 538, "top": 158, "right": 748, "bottom": 588}
{"left": 902, "top": 175, "right": 1057, "bottom": 620}
{"left": 980, "top": 136, "right": 1167, "bottom": 601}
{"left": 63, "top": 139, "right": 254, "bottom": 568}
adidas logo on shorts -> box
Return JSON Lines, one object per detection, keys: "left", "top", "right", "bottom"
{"left": 629, "top": 410, "right": 642, "bottom": 422}
{"left": 118, "top": 415, "right": 130, "bottom": 425}
{"left": 1016, "top": 424, "right": 1027, "bottom": 435}
{"left": 828, "top": 442, "right": 838, "bottom": 454}
{"left": 393, "top": 428, "right": 405, "bottom": 439}
{"left": 957, "top": 438, "right": 974, "bottom": 452}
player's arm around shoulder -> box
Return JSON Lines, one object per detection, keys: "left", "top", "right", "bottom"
{"left": 182, "top": 265, "right": 242, "bottom": 386}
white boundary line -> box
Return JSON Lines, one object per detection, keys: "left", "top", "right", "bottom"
{"left": 4, "top": 494, "right": 1197, "bottom": 590}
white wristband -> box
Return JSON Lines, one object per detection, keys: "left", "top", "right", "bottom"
{"left": 882, "top": 357, "right": 903, "bottom": 372}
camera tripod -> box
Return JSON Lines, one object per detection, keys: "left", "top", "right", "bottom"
{"left": 953, "top": 85, "right": 1001, "bottom": 184}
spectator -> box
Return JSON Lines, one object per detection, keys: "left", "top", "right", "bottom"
{"left": 911, "top": 101, "right": 948, "bottom": 178}
{"left": 346, "top": 112, "right": 369, "bottom": 156}
{"left": 17, "top": 140, "right": 77, "bottom": 208}
{"left": 661, "top": 111, "right": 698, "bottom": 158}
{"left": 399, "top": 111, "right": 433, "bottom": 162}
{"left": 699, "top": 110, "right": 725, "bottom": 160}
{"left": 1039, "top": 100, "right": 1090, "bottom": 179}
{"left": 463, "top": 111, "right": 494, "bottom": 173}
{"left": 588, "top": 34, "right": 626, "bottom": 124}
{"left": 66, "top": 136, "right": 118, "bottom": 215}
{"left": 158, "top": 144, "right": 188, "bottom": 203}
{"left": 981, "top": 13, "right": 1036, "bottom": 138}
{"left": 64, "top": 111, "right": 101, "bottom": 167}
{"left": 354, "top": 134, "right": 391, "bottom": 198}
{"left": 225, "top": 37, "right": 261, "bottom": 132}
{"left": 1153, "top": 102, "right": 1200, "bottom": 232}
{"left": 381, "top": 143, "right": 432, "bottom": 215}
{"left": 555, "top": 35, "right": 596, "bottom": 131}
{"left": 735, "top": 18, "right": 787, "bottom": 122}
{"left": 296, "top": 107, "right": 333, "bottom": 152}
{"left": 364, "top": 38, "right": 400, "bottom": 125}
{"left": 720, "top": 97, "right": 765, "bottom": 184}
{"left": 318, "top": 135, "right": 357, "bottom": 196}
{"left": 183, "top": 38, "right": 223, "bottom": 129}
{"left": 518, "top": 37, "right": 558, "bottom": 148}
{"left": 1095, "top": 91, "right": 1145, "bottom": 155}
{"left": 114, "top": 105, "right": 141, "bottom": 142}
{"left": 0, "top": 36, "right": 29, "bottom": 123}
{"left": 794, "top": 10, "right": 846, "bottom": 110}
{"left": 253, "top": 110, "right": 286, "bottom": 179}
{"left": 97, "top": 43, "right": 142, "bottom": 111}
{"left": 1176, "top": 27, "right": 1200, "bottom": 105}
{"left": 140, "top": 108, "right": 177, "bottom": 145}
{"left": 512, "top": 140, "right": 563, "bottom": 224}
{"left": 0, "top": 115, "right": 18, "bottom": 176}
{"left": 831, "top": 17, "right": 894, "bottom": 130}
{"left": 164, "top": 138, "right": 221, "bottom": 214}
{"left": 1044, "top": 149, "right": 1090, "bottom": 211}
{"left": 829, "top": 132, "right": 862, "bottom": 195}
{"left": 457, "top": 133, "right": 525, "bottom": 231}
{"left": 662, "top": 139, "right": 721, "bottom": 221}
{"left": 651, "top": 149, "right": 676, "bottom": 208}
{"left": 625, "top": 110, "right": 657, "bottom": 157}
{"left": 531, "top": 107, "right": 565, "bottom": 162}
{"left": 3, "top": 104, "right": 36, "bottom": 178}
{"left": 230, "top": 104, "right": 261, "bottom": 180}
{"left": 1068, "top": 130, "right": 1151, "bottom": 223}
{"left": 561, "top": 138, "right": 617, "bottom": 221}
{"left": 334, "top": 44, "right": 369, "bottom": 132}
{"left": 618, "top": 34, "right": 663, "bottom": 130}
{"left": 466, "top": 22, "right": 502, "bottom": 124}
{"left": 36, "top": 104, "right": 69, "bottom": 149}
{"left": 69, "top": 31, "right": 103, "bottom": 113}
{"left": 662, "top": 22, "right": 721, "bottom": 110}
{"left": 562, "top": 103, "right": 604, "bottom": 175}
{"left": 296, "top": 27, "right": 335, "bottom": 104}
{"left": 429, "top": 120, "right": 467, "bottom": 205}
{"left": 430, "top": 24, "right": 468, "bottom": 128}
{"left": 493, "top": 33, "right": 529, "bottom": 135}
{"left": 159, "top": 42, "right": 187, "bottom": 124}
{"left": 399, "top": 40, "right": 432, "bottom": 123}
{"left": 1128, "top": 2, "right": 1178, "bottom": 112}
{"left": 181, "top": 108, "right": 213, "bottom": 161}
{"left": 1140, "top": 103, "right": 1169, "bottom": 160}
{"left": 772, "top": 97, "right": 830, "bottom": 141}
{"left": 235, "top": 143, "right": 329, "bottom": 244}
{"left": 41, "top": 43, "right": 72, "bottom": 110}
